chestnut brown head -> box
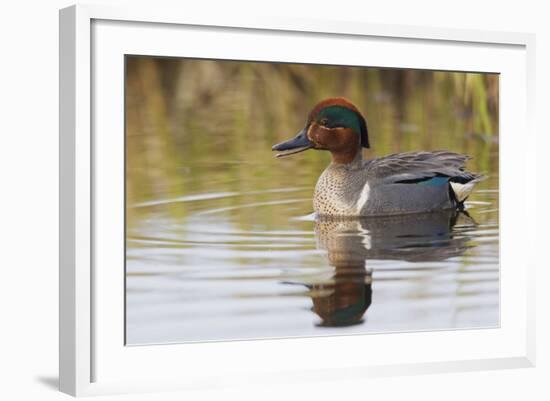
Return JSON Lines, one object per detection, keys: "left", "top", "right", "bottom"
{"left": 272, "top": 98, "right": 369, "bottom": 162}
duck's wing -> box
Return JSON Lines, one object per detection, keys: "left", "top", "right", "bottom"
{"left": 366, "top": 151, "right": 480, "bottom": 184}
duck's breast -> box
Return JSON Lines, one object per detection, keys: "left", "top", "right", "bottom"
{"left": 313, "top": 167, "right": 365, "bottom": 216}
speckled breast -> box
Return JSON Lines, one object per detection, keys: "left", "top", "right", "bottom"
{"left": 313, "top": 165, "right": 366, "bottom": 216}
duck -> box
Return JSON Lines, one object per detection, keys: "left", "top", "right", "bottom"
{"left": 272, "top": 97, "right": 485, "bottom": 217}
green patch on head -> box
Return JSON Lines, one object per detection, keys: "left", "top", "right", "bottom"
{"left": 316, "top": 105, "right": 369, "bottom": 147}
{"left": 318, "top": 105, "right": 361, "bottom": 133}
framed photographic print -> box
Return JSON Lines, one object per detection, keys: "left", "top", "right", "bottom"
{"left": 59, "top": 4, "right": 536, "bottom": 396}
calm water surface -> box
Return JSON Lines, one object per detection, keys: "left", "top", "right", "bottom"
{"left": 126, "top": 174, "right": 498, "bottom": 344}
{"left": 125, "top": 58, "right": 499, "bottom": 344}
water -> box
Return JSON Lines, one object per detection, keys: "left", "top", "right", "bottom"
{"left": 126, "top": 180, "right": 498, "bottom": 344}
{"left": 125, "top": 57, "right": 499, "bottom": 345}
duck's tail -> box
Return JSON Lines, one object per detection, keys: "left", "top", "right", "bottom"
{"left": 449, "top": 174, "right": 487, "bottom": 207}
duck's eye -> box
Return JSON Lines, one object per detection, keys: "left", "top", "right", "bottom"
{"left": 319, "top": 118, "right": 329, "bottom": 126}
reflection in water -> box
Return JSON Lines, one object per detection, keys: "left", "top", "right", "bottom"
{"left": 301, "top": 211, "right": 474, "bottom": 327}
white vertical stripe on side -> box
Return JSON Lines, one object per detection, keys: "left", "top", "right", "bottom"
{"left": 356, "top": 182, "right": 371, "bottom": 214}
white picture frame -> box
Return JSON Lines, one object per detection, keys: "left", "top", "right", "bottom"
{"left": 59, "top": 4, "right": 536, "bottom": 397}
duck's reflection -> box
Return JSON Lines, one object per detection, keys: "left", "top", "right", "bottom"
{"left": 303, "top": 210, "right": 474, "bottom": 327}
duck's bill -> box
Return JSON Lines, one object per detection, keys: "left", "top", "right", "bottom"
{"left": 272, "top": 128, "right": 314, "bottom": 158}
{"left": 274, "top": 145, "right": 313, "bottom": 158}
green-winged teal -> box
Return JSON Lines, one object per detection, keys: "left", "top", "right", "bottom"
{"left": 272, "top": 97, "right": 484, "bottom": 217}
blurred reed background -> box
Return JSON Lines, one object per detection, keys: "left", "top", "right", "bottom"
{"left": 125, "top": 56, "right": 498, "bottom": 225}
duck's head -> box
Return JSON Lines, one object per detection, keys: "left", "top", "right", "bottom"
{"left": 272, "top": 98, "right": 369, "bottom": 163}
